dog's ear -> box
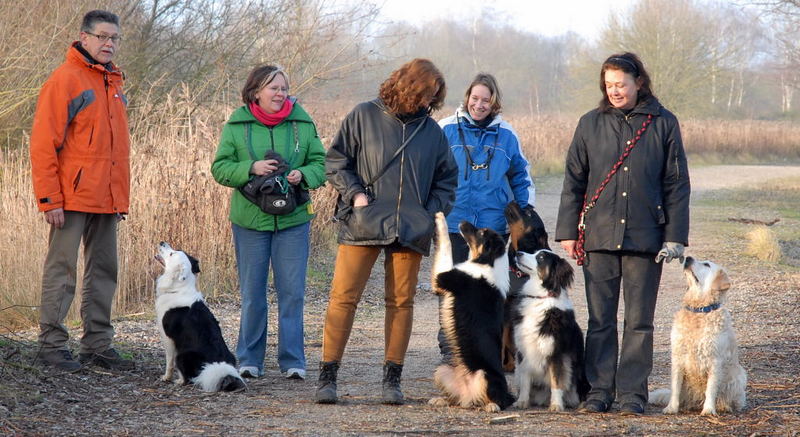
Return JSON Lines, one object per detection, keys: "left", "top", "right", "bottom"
{"left": 543, "top": 256, "right": 574, "bottom": 291}
{"left": 187, "top": 255, "right": 201, "bottom": 274}
{"left": 711, "top": 268, "right": 731, "bottom": 292}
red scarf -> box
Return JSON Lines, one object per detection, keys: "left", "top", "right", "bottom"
{"left": 249, "top": 98, "right": 293, "bottom": 127}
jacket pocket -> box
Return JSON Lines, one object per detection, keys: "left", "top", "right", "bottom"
{"left": 649, "top": 202, "right": 666, "bottom": 225}
{"left": 72, "top": 167, "right": 83, "bottom": 192}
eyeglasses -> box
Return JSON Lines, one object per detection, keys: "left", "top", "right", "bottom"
{"left": 84, "top": 31, "right": 122, "bottom": 44}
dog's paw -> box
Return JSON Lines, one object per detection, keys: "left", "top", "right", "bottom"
{"left": 428, "top": 397, "right": 449, "bottom": 407}
{"left": 548, "top": 403, "right": 565, "bottom": 412}
{"left": 700, "top": 406, "right": 717, "bottom": 416}
{"left": 663, "top": 404, "right": 679, "bottom": 415}
{"left": 174, "top": 377, "right": 185, "bottom": 385}
{"left": 161, "top": 374, "right": 172, "bottom": 382}
{"left": 483, "top": 403, "right": 501, "bottom": 413}
{"left": 513, "top": 399, "right": 530, "bottom": 409}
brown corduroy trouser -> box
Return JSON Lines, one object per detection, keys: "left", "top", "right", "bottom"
{"left": 321, "top": 244, "right": 422, "bottom": 364}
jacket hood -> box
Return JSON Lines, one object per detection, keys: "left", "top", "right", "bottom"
{"left": 227, "top": 97, "right": 314, "bottom": 124}
{"left": 455, "top": 104, "right": 503, "bottom": 129}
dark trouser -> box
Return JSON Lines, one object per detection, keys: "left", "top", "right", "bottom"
{"left": 38, "top": 212, "right": 118, "bottom": 354}
{"left": 583, "top": 250, "right": 662, "bottom": 406}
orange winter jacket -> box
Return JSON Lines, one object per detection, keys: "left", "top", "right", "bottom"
{"left": 30, "top": 42, "right": 130, "bottom": 214}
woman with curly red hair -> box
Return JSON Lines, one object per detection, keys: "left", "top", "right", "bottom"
{"left": 315, "top": 59, "right": 458, "bottom": 405}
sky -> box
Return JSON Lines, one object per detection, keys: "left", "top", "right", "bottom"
{"left": 376, "top": 0, "right": 639, "bottom": 40}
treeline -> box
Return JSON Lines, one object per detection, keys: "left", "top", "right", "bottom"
{"left": 0, "top": 0, "right": 798, "bottom": 142}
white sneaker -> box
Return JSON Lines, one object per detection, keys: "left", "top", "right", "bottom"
{"left": 284, "top": 368, "right": 306, "bottom": 380}
{"left": 239, "top": 366, "right": 259, "bottom": 378}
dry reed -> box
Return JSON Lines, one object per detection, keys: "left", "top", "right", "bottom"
{"left": 745, "top": 226, "right": 783, "bottom": 262}
{"left": 2, "top": 99, "right": 800, "bottom": 330}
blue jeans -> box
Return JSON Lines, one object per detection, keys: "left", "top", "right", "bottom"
{"left": 232, "top": 222, "right": 309, "bottom": 374}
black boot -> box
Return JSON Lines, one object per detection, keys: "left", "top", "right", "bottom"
{"left": 315, "top": 361, "right": 339, "bottom": 404}
{"left": 382, "top": 361, "right": 404, "bottom": 405}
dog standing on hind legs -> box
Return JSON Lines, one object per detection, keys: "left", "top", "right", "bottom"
{"left": 650, "top": 257, "right": 746, "bottom": 415}
{"left": 428, "top": 212, "right": 515, "bottom": 412}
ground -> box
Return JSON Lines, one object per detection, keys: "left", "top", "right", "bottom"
{"left": 1, "top": 165, "right": 799, "bottom": 436}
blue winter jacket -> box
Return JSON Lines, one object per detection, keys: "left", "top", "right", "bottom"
{"left": 439, "top": 106, "right": 535, "bottom": 234}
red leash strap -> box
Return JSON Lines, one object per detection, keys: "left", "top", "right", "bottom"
{"left": 576, "top": 114, "right": 653, "bottom": 266}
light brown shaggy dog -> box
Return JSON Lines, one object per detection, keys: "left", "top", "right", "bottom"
{"left": 650, "top": 257, "right": 747, "bottom": 416}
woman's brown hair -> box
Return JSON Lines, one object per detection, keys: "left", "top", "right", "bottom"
{"left": 598, "top": 52, "right": 655, "bottom": 112}
{"left": 241, "top": 64, "right": 289, "bottom": 105}
{"left": 462, "top": 73, "right": 503, "bottom": 117}
{"left": 379, "top": 58, "right": 446, "bottom": 115}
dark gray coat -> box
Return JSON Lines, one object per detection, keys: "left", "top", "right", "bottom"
{"left": 555, "top": 98, "right": 690, "bottom": 253}
{"left": 326, "top": 99, "right": 458, "bottom": 255}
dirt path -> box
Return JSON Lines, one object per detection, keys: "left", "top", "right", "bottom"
{"left": 2, "top": 165, "right": 799, "bottom": 436}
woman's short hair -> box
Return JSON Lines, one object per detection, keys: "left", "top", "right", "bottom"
{"left": 462, "top": 73, "right": 502, "bottom": 117}
{"left": 241, "top": 64, "right": 290, "bottom": 105}
{"left": 598, "top": 52, "right": 655, "bottom": 111}
{"left": 379, "top": 58, "right": 446, "bottom": 115}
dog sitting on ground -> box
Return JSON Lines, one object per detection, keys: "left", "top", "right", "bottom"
{"left": 511, "top": 249, "right": 588, "bottom": 411}
{"left": 650, "top": 257, "right": 746, "bottom": 415}
{"left": 428, "top": 212, "right": 516, "bottom": 412}
{"left": 155, "top": 242, "right": 245, "bottom": 392}
{"left": 502, "top": 202, "right": 550, "bottom": 372}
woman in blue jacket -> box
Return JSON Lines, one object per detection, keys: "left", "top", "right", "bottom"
{"left": 436, "top": 73, "right": 535, "bottom": 361}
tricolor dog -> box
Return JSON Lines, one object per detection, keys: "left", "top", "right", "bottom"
{"left": 155, "top": 242, "right": 245, "bottom": 392}
{"left": 428, "top": 212, "right": 515, "bottom": 412}
{"left": 511, "top": 249, "right": 589, "bottom": 411}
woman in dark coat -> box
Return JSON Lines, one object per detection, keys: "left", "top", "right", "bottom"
{"left": 315, "top": 58, "right": 458, "bottom": 405}
{"left": 555, "top": 52, "right": 690, "bottom": 415}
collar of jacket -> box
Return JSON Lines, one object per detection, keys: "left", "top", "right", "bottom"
{"left": 609, "top": 97, "right": 662, "bottom": 118}
{"left": 455, "top": 105, "right": 502, "bottom": 132}
{"left": 371, "top": 98, "right": 430, "bottom": 125}
{"left": 67, "top": 42, "right": 122, "bottom": 76}
{"left": 227, "top": 97, "right": 312, "bottom": 125}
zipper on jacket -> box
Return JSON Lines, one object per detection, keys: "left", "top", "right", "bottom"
{"left": 395, "top": 123, "right": 406, "bottom": 238}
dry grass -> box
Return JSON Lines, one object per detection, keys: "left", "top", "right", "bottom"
{"left": 2, "top": 98, "right": 800, "bottom": 330}
{"left": 745, "top": 226, "right": 783, "bottom": 262}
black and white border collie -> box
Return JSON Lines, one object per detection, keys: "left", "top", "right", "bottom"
{"left": 428, "top": 212, "right": 515, "bottom": 412}
{"left": 512, "top": 249, "right": 588, "bottom": 411}
{"left": 154, "top": 242, "right": 245, "bottom": 392}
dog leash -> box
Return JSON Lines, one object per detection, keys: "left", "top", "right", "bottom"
{"left": 575, "top": 113, "right": 653, "bottom": 266}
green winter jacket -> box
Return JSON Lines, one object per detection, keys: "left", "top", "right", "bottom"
{"left": 211, "top": 101, "right": 326, "bottom": 231}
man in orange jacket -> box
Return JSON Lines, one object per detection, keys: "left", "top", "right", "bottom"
{"left": 30, "top": 10, "right": 133, "bottom": 372}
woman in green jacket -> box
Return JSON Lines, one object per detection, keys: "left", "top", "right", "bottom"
{"left": 211, "top": 64, "right": 326, "bottom": 380}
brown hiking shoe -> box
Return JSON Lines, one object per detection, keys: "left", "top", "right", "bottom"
{"left": 79, "top": 348, "right": 135, "bottom": 370}
{"left": 37, "top": 349, "right": 82, "bottom": 372}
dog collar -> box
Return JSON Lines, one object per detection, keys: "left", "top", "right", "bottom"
{"left": 521, "top": 291, "right": 558, "bottom": 299}
{"left": 509, "top": 265, "right": 529, "bottom": 278}
{"left": 684, "top": 303, "right": 721, "bottom": 313}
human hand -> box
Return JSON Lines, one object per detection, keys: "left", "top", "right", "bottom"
{"left": 250, "top": 159, "right": 279, "bottom": 176}
{"left": 286, "top": 169, "right": 303, "bottom": 185}
{"left": 352, "top": 193, "right": 369, "bottom": 207}
{"left": 655, "top": 242, "right": 685, "bottom": 264}
{"left": 44, "top": 208, "right": 65, "bottom": 229}
{"left": 561, "top": 240, "right": 578, "bottom": 259}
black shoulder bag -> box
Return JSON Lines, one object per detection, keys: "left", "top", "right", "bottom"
{"left": 239, "top": 122, "right": 309, "bottom": 215}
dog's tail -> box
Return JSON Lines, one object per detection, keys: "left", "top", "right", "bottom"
{"left": 193, "top": 362, "right": 245, "bottom": 392}
{"left": 648, "top": 388, "right": 671, "bottom": 405}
